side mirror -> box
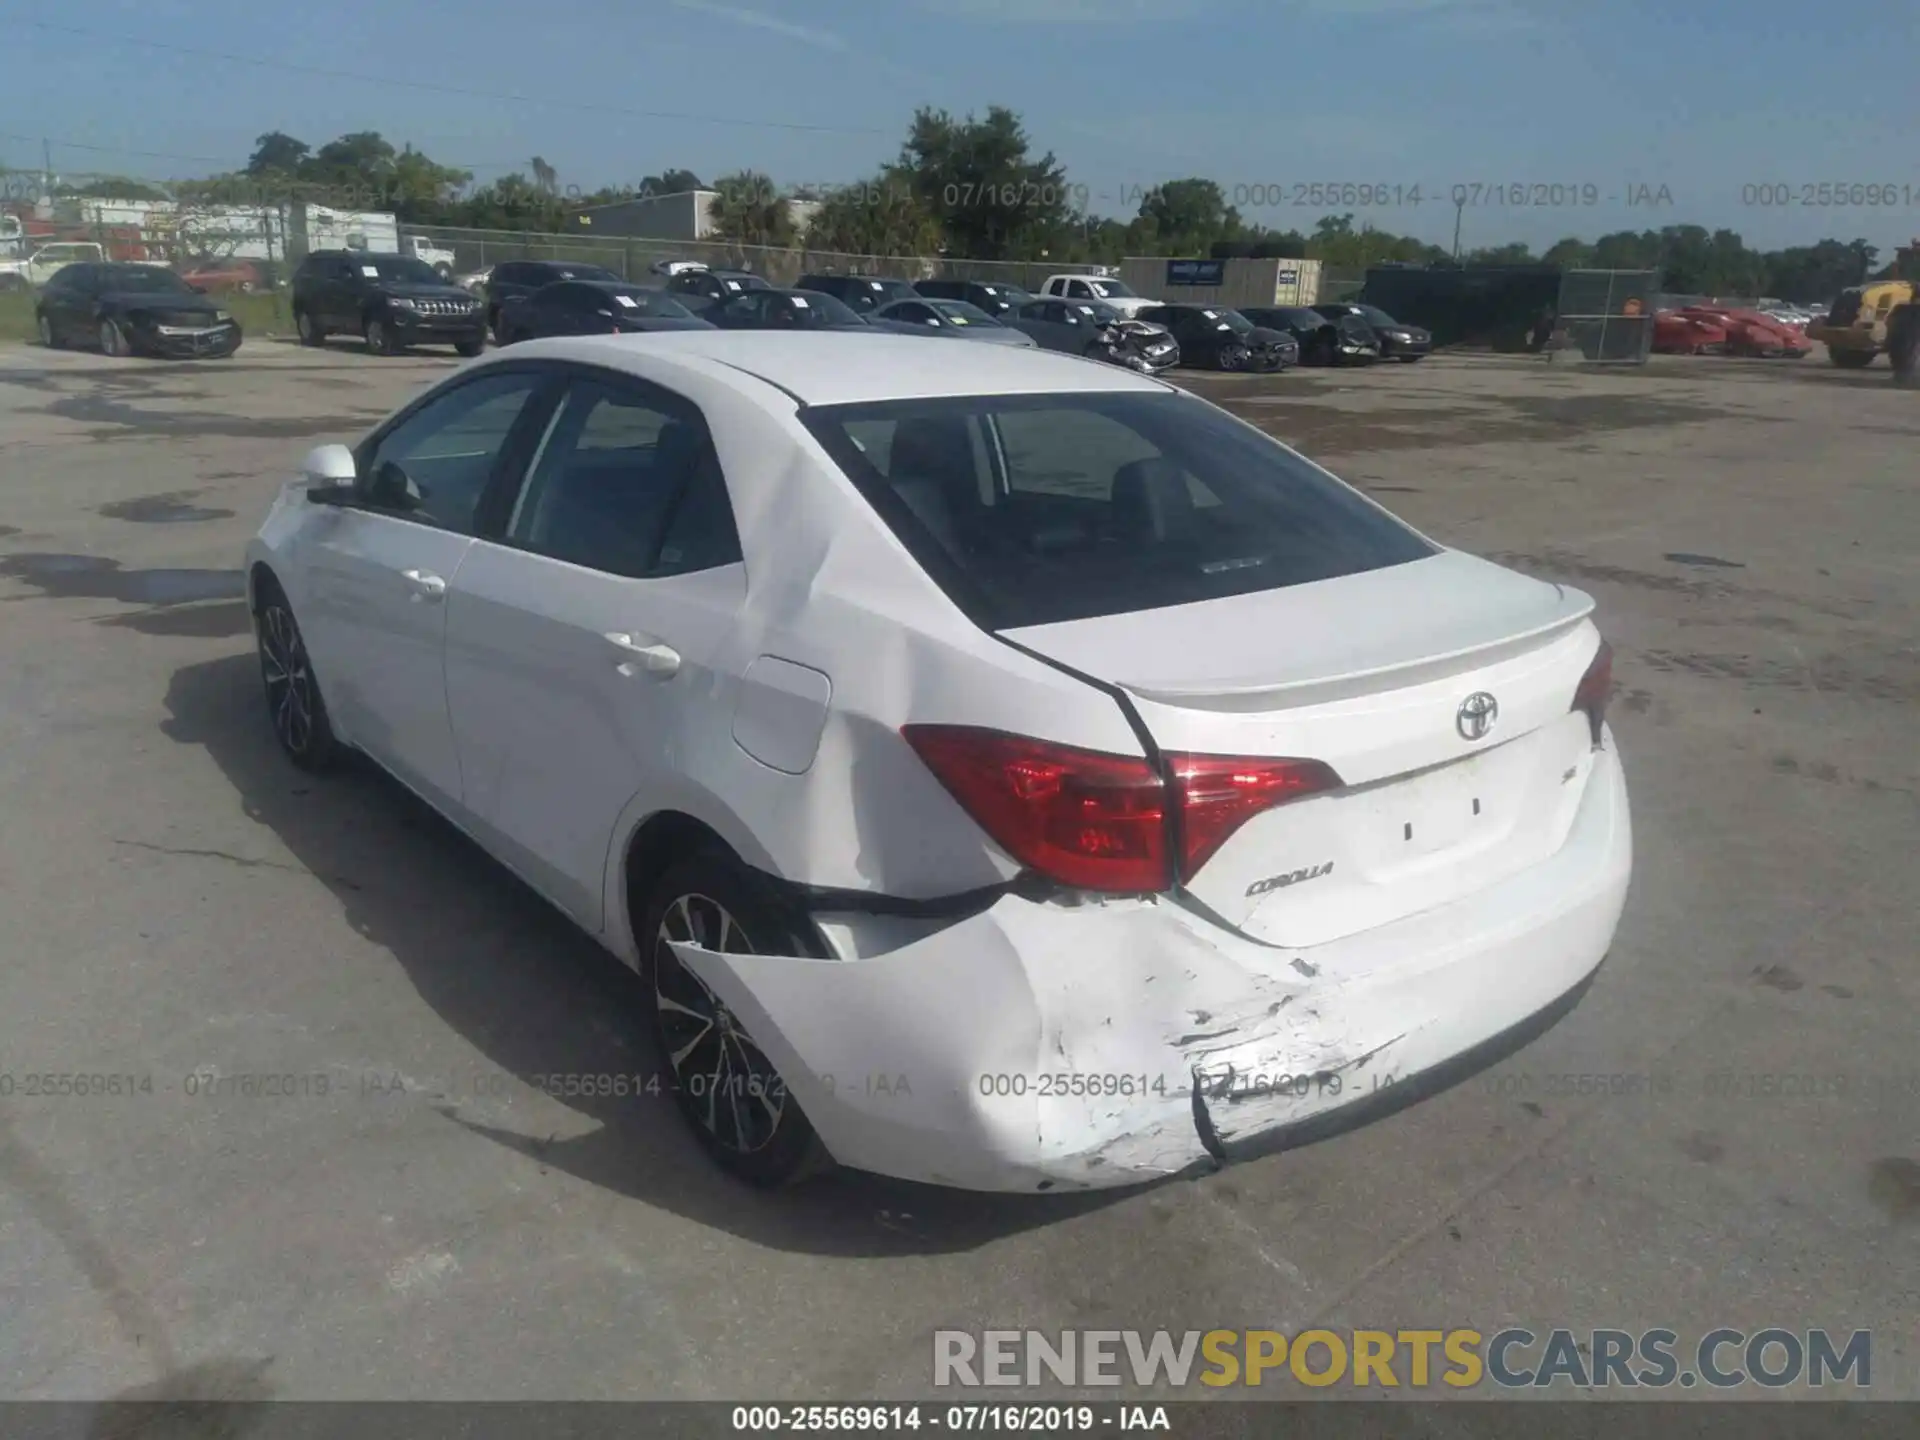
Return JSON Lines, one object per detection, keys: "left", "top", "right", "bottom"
{"left": 301, "top": 443, "right": 358, "bottom": 504}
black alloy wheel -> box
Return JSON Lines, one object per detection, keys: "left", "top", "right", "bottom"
{"left": 641, "top": 857, "right": 827, "bottom": 1186}
{"left": 256, "top": 584, "right": 338, "bottom": 771}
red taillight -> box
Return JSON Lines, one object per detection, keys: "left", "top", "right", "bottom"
{"left": 1170, "top": 753, "right": 1343, "bottom": 882}
{"left": 903, "top": 726, "right": 1168, "bottom": 891}
{"left": 1572, "top": 639, "right": 1614, "bottom": 745}
{"left": 902, "top": 725, "right": 1341, "bottom": 893}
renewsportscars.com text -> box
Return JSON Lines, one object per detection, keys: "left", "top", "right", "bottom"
{"left": 933, "top": 1328, "right": 1871, "bottom": 1390}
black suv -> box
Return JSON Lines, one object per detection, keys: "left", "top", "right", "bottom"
{"left": 795, "top": 272, "right": 920, "bottom": 315}
{"left": 484, "top": 259, "right": 622, "bottom": 343}
{"left": 910, "top": 278, "right": 1033, "bottom": 318}
{"left": 292, "top": 249, "right": 487, "bottom": 356}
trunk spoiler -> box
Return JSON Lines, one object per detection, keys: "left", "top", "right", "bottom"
{"left": 1120, "top": 600, "right": 1594, "bottom": 712}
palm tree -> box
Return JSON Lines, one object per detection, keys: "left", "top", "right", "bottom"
{"left": 708, "top": 170, "right": 796, "bottom": 250}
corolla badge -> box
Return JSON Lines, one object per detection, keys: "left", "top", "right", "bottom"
{"left": 1456, "top": 691, "right": 1499, "bottom": 741}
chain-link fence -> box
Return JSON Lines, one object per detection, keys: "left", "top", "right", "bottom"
{"left": 1317, "top": 268, "right": 1366, "bottom": 302}
{"left": 3, "top": 197, "right": 1379, "bottom": 319}
{"left": 396, "top": 224, "right": 1078, "bottom": 289}
{"left": 1554, "top": 269, "right": 1657, "bottom": 363}
{"left": 396, "top": 223, "right": 1370, "bottom": 298}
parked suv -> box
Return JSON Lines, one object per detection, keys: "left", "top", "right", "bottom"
{"left": 483, "top": 259, "right": 622, "bottom": 343}
{"left": 795, "top": 272, "right": 920, "bottom": 315}
{"left": 292, "top": 250, "right": 487, "bottom": 356}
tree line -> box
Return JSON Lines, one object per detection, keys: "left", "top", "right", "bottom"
{"left": 22, "top": 112, "right": 1915, "bottom": 303}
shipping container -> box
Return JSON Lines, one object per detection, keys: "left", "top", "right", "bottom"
{"left": 1117, "top": 256, "right": 1323, "bottom": 308}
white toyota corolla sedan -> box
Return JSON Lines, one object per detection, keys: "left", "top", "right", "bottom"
{"left": 245, "top": 331, "right": 1632, "bottom": 1192}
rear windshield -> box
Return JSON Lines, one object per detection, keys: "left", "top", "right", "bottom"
{"left": 801, "top": 391, "right": 1434, "bottom": 629}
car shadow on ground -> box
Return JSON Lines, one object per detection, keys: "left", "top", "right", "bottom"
{"left": 161, "top": 651, "right": 1131, "bottom": 1257}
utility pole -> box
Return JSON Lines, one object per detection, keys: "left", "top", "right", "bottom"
{"left": 42, "top": 137, "right": 53, "bottom": 205}
{"left": 1452, "top": 199, "right": 1464, "bottom": 261}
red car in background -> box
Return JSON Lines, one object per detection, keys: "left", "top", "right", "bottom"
{"left": 1680, "top": 304, "right": 1811, "bottom": 358}
{"left": 179, "top": 259, "right": 264, "bottom": 294}
{"left": 1653, "top": 309, "right": 1730, "bottom": 355}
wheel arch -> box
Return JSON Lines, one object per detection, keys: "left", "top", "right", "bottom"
{"left": 608, "top": 803, "right": 782, "bottom": 968}
{"left": 246, "top": 560, "right": 280, "bottom": 615}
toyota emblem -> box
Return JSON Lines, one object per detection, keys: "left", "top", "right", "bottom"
{"left": 1456, "top": 692, "right": 1499, "bottom": 741}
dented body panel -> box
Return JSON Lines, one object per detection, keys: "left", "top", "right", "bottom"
{"left": 676, "top": 734, "right": 1630, "bottom": 1191}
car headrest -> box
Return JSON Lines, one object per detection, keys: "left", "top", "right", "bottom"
{"left": 652, "top": 419, "right": 701, "bottom": 476}
{"left": 889, "top": 417, "right": 976, "bottom": 490}
{"left": 1111, "top": 457, "right": 1196, "bottom": 542}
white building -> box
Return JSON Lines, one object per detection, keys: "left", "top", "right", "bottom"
{"left": 568, "top": 189, "right": 818, "bottom": 242}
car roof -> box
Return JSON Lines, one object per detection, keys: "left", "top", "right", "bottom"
{"left": 485, "top": 331, "right": 1173, "bottom": 406}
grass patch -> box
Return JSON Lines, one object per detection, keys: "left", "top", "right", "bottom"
{"left": 0, "top": 290, "right": 293, "bottom": 346}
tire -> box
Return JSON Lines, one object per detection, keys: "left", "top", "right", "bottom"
{"left": 36, "top": 311, "right": 60, "bottom": 349}
{"left": 365, "top": 316, "right": 401, "bottom": 356}
{"left": 99, "top": 318, "right": 132, "bottom": 357}
{"left": 1218, "top": 346, "right": 1245, "bottom": 372}
{"left": 488, "top": 309, "right": 505, "bottom": 345}
{"left": 1889, "top": 308, "right": 1920, "bottom": 387}
{"left": 638, "top": 855, "right": 829, "bottom": 1187}
{"left": 1829, "top": 348, "right": 1874, "bottom": 369}
{"left": 455, "top": 338, "right": 484, "bottom": 358}
{"left": 255, "top": 580, "right": 339, "bottom": 773}
{"left": 295, "top": 308, "right": 326, "bottom": 347}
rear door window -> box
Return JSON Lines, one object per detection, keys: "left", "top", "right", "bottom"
{"left": 802, "top": 392, "right": 1434, "bottom": 629}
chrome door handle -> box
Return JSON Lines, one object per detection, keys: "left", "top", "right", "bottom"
{"left": 402, "top": 568, "right": 447, "bottom": 601}
{"left": 605, "top": 632, "right": 681, "bottom": 678}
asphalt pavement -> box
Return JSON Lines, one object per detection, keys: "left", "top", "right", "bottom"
{"left": 0, "top": 339, "right": 1914, "bottom": 1403}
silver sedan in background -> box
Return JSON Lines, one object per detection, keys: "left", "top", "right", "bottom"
{"left": 869, "top": 297, "right": 1039, "bottom": 346}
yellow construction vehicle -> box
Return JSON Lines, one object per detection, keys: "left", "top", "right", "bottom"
{"left": 1878, "top": 241, "right": 1920, "bottom": 385}
{"left": 1808, "top": 278, "right": 1915, "bottom": 366}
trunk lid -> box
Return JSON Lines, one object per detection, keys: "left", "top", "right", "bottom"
{"left": 1001, "top": 550, "right": 1603, "bottom": 946}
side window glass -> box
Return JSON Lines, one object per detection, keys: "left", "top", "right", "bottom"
{"left": 360, "top": 371, "right": 546, "bottom": 534}
{"left": 505, "top": 379, "right": 741, "bottom": 577}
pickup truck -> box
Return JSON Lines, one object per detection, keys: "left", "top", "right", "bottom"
{"left": 399, "top": 235, "right": 458, "bottom": 278}
{"left": 0, "top": 242, "right": 109, "bottom": 291}
{"left": 1036, "top": 271, "right": 1157, "bottom": 317}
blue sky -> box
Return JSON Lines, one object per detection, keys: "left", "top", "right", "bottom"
{"left": 5, "top": 0, "right": 1919, "bottom": 256}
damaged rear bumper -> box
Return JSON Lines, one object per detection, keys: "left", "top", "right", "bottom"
{"left": 675, "top": 739, "right": 1631, "bottom": 1193}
